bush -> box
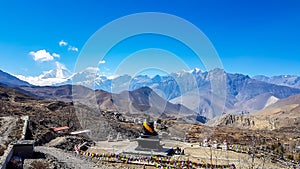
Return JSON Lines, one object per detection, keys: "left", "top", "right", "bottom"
{"left": 31, "top": 161, "right": 50, "bottom": 169}
{"left": 286, "top": 154, "right": 294, "bottom": 161}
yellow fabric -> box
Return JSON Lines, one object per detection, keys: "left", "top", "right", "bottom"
{"left": 143, "top": 121, "right": 153, "bottom": 133}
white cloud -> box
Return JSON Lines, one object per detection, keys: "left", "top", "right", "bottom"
{"left": 59, "top": 40, "right": 78, "bottom": 52}
{"left": 98, "top": 60, "right": 106, "bottom": 64}
{"left": 107, "top": 74, "right": 120, "bottom": 80}
{"left": 59, "top": 40, "right": 68, "bottom": 47}
{"left": 52, "top": 53, "right": 60, "bottom": 58}
{"left": 85, "top": 67, "right": 99, "bottom": 73}
{"left": 68, "top": 46, "right": 78, "bottom": 52}
{"left": 29, "top": 49, "right": 59, "bottom": 62}
{"left": 16, "top": 74, "right": 68, "bottom": 86}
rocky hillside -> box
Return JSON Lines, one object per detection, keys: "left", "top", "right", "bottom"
{"left": 95, "top": 87, "right": 199, "bottom": 119}
{"left": 12, "top": 85, "right": 203, "bottom": 123}
{"left": 206, "top": 93, "right": 300, "bottom": 131}
{"left": 0, "top": 85, "right": 140, "bottom": 143}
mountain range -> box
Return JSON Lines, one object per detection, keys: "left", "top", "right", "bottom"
{"left": 207, "top": 92, "right": 300, "bottom": 131}
{"left": 0, "top": 69, "right": 203, "bottom": 123}
{"left": 0, "top": 69, "right": 31, "bottom": 87}
{"left": 253, "top": 75, "right": 300, "bottom": 89}
{"left": 2, "top": 68, "right": 300, "bottom": 119}
{"left": 69, "top": 68, "right": 300, "bottom": 118}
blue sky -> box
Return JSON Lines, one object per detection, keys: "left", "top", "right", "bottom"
{"left": 0, "top": 0, "right": 300, "bottom": 81}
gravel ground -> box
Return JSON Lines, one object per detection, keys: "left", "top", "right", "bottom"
{"left": 35, "top": 146, "right": 156, "bottom": 169}
{"left": 35, "top": 146, "right": 99, "bottom": 169}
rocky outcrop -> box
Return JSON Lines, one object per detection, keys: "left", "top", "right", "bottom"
{"left": 222, "top": 114, "right": 255, "bottom": 127}
{"left": 207, "top": 114, "right": 276, "bottom": 130}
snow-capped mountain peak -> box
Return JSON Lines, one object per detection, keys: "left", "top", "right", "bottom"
{"left": 41, "top": 62, "right": 71, "bottom": 79}
{"left": 16, "top": 62, "right": 73, "bottom": 86}
{"left": 189, "top": 67, "right": 202, "bottom": 74}
{"left": 254, "top": 74, "right": 300, "bottom": 89}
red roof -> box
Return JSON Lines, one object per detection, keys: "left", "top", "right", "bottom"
{"left": 52, "top": 126, "right": 69, "bottom": 131}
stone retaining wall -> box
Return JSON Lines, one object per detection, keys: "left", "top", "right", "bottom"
{"left": 0, "top": 116, "right": 34, "bottom": 169}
